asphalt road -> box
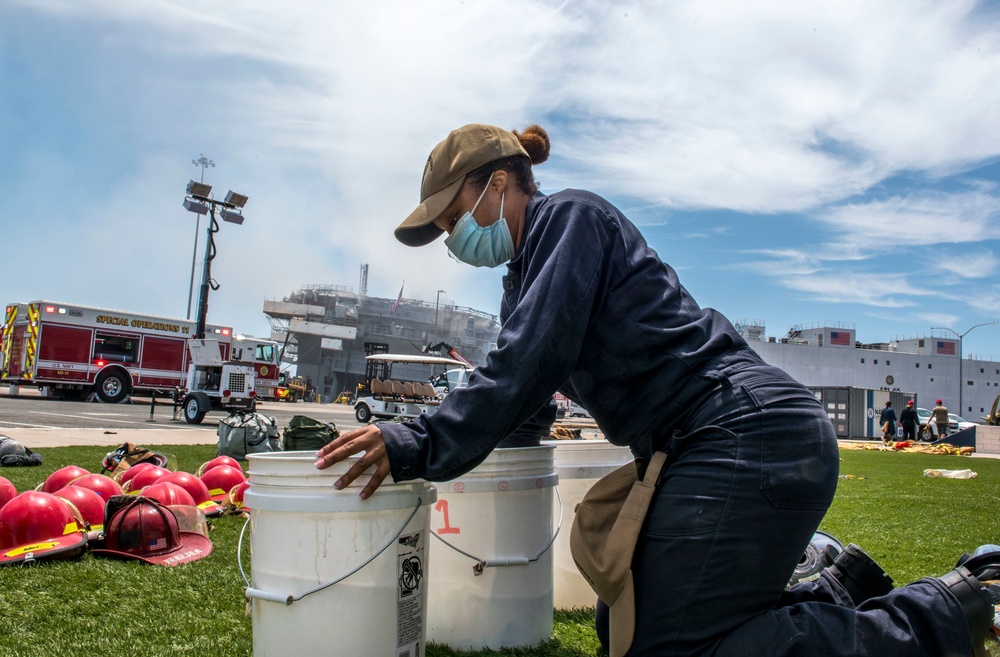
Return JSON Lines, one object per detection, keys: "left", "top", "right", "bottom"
{"left": 0, "top": 392, "right": 365, "bottom": 433}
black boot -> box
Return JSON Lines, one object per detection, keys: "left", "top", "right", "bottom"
{"left": 957, "top": 546, "right": 1000, "bottom": 582}
{"left": 824, "top": 543, "right": 894, "bottom": 605}
{"left": 939, "top": 566, "right": 996, "bottom": 657}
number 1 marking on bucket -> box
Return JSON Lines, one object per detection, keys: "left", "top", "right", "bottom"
{"left": 434, "top": 499, "right": 461, "bottom": 535}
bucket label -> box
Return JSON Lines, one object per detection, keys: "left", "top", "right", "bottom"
{"left": 396, "top": 531, "right": 425, "bottom": 657}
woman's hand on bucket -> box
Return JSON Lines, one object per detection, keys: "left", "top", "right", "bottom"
{"left": 314, "top": 425, "right": 390, "bottom": 500}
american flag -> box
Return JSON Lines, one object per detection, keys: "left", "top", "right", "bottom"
{"left": 830, "top": 331, "right": 851, "bottom": 346}
{"left": 936, "top": 341, "right": 956, "bottom": 355}
{"left": 148, "top": 536, "right": 167, "bottom": 550}
{"left": 390, "top": 284, "right": 404, "bottom": 313}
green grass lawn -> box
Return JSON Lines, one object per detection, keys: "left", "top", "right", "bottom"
{"left": 0, "top": 446, "right": 997, "bottom": 657}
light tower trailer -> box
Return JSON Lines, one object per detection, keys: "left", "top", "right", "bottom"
{"left": 180, "top": 338, "right": 256, "bottom": 424}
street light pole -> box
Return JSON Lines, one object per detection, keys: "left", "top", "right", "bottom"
{"left": 434, "top": 289, "right": 446, "bottom": 342}
{"left": 187, "top": 155, "right": 215, "bottom": 319}
{"left": 183, "top": 180, "right": 249, "bottom": 339}
{"left": 930, "top": 321, "right": 999, "bottom": 414}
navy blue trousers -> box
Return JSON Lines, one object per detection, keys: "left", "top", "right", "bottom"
{"left": 598, "top": 361, "right": 974, "bottom": 657}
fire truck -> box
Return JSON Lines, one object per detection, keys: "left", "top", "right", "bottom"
{"left": 1, "top": 301, "right": 235, "bottom": 403}
{"left": 230, "top": 335, "right": 280, "bottom": 401}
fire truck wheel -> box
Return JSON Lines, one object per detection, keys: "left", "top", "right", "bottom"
{"left": 183, "top": 395, "right": 207, "bottom": 424}
{"left": 355, "top": 403, "right": 372, "bottom": 423}
{"left": 95, "top": 371, "right": 130, "bottom": 404}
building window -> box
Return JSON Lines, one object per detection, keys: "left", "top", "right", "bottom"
{"left": 966, "top": 380, "right": 974, "bottom": 386}
{"left": 874, "top": 359, "right": 878, "bottom": 365}
{"left": 981, "top": 368, "right": 986, "bottom": 374}
{"left": 919, "top": 339, "right": 925, "bottom": 348}
{"left": 860, "top": 358, "right": 865, "bottom": 363}
{"left": 927, "top": 364, "right": 932, "bottom": 369}
{"left": 915, "top": 363, "right": 920, "bottom": 368}
{"left": 886, "top": 360, "right": 890, "bottom": 366}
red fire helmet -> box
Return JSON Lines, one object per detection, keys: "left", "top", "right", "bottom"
{"left": 91, "top": 497, "right": 212, "bottom": 566}
{"left": 40, "top": 465, "right": 90, "bottom": 494}
{"left": 54, "top": 485, "right": 108, "bottom": 538}
{"left": 141, "top": 482, "right": 197, "bottom": 508}
{"left": 70, "top": 474, "right": 123, "bottom": 501}
{"left": 196, "top": 456, "right": 242, "bottom": 477}
{"left": 157, "top": 472, "right": 223, "bottom": 517}
{"left": 124, "top": 466, "right": 170, "bottom": 494}
{"left": 117, "top": 462, "right": 156, "bottom": 488}
{"left": 0, "top": 491, "right": 88, "bottom": 565}
{"left": 0, "top": 477, "right": 17, "bottom": 511}
{"left": 228, "top": 479, "right": 250, "bottom": 511}
{"left": 200, "top": 465, "right": 246, "bottom": 502}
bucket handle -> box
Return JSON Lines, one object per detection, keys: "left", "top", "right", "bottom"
{"left": 431, "top": 486, "right": 563, "bottom": 576}
{"left": 239, "top": 495, "right": 423, "bottom": 606}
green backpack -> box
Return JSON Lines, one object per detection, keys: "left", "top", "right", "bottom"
{"left": 282, "top": 415, "right": 339, "bottom": 452}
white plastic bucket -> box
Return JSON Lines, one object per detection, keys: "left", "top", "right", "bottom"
{"left": 543, "top": 439, "right": 634, "bottom": 609}
{"left": 243, "top": 451, "right": 437, "bottom": 657}
{"left": 427, "top": 445, "right": 558, "bottom": 650}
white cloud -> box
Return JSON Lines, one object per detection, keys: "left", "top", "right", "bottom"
{"left": 5, "top": 0, "right": 1000, "bottom": 342}
{"left": 780, "top": 270, "right": 922, "bottom": 307}
{"left": 938, "top": 250, "right": 999, "bottom": 279}
{"left": 817, "top": 191, "right": 1000, "bottom": 247}
{"left": 17, "top": 0, "right": 1000, "bottom": 220}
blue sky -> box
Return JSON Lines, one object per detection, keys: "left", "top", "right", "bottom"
{"left": 2, "top": 0, "right": 1000, "bottom": 357}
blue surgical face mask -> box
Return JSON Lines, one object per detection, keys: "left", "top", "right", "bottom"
{"left": 444, "top": 179, "right": 515, "bottom": 268}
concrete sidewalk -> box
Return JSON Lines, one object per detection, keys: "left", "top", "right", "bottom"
{"left": 2, "top": 426, "right": 219, "bottom": 449}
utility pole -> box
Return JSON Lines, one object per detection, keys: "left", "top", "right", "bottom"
{"left": 930, "top": 321, "right": 999, "bottom": 414}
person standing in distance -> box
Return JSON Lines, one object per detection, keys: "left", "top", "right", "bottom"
{"left": 899, "top": 399, "right": 919, "bottom": 443}
{"left": 315, "top": 124, "right": 997, "bottom": 657}
{"left": 932, "top": 398, "right": 950, "bottom": 439}
{"left": 880, "top": 400, "right": 898, "bottom": 445}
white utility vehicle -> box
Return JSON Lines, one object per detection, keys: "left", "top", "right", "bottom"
{"left": 353, "top": 354, "right": 471, "bottom": 424}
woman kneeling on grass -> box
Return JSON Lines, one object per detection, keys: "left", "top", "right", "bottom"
{"left": 316, "top": 123, "right": 999, "bottom": 657}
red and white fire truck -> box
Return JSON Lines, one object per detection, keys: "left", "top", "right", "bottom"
{"left": 1, "top": 301, "right": 234, "bottom": 402}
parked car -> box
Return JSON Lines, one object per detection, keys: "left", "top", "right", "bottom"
{"left": 915, "top": 407, "right": 959, "bottom": 439}
{"left": 948, "top": 413, "right": 977, "bottom": 431}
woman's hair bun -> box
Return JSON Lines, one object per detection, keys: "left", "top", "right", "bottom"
{"left": 513, "top": 124, "right": 550, "bottom": 165}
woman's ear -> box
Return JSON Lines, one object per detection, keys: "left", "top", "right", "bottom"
{"left": 492, "top": 170, "right": 509, "bottom": 193}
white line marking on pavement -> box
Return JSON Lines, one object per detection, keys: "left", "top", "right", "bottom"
{"left": 28, "top": 410, "right": 204, "bottom": 428}
{"left": 0, "top": 420, "right": 61, "bottom": 429}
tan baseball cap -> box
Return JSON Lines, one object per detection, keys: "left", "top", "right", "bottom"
{"left": 570, "top": 451, "right": 667, "bottom": 657}
{"left": 395, "top": 124, "right": 529, "bottom": 247}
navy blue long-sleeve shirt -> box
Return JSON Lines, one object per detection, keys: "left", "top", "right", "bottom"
{"left": 380, "top": 189, "right": 755, "bottom": 482}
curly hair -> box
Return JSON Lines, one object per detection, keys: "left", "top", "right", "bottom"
{"left": 467, "top": 124, "right": 550, "bottom": 195}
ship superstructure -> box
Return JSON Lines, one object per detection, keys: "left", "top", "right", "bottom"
{"left": 264, "top": 283, "right": 499, "bottom": 402}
